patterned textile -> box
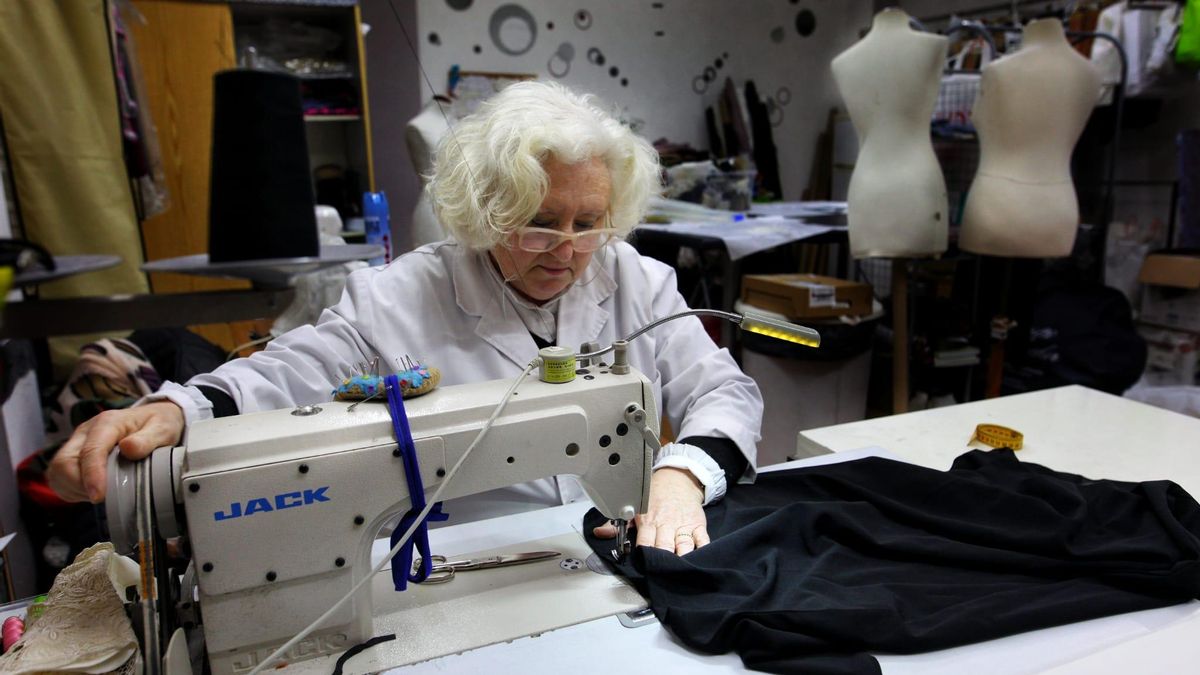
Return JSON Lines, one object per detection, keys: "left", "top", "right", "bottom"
{"left": 46, "top": 338, "right": 160, "bottom": 443}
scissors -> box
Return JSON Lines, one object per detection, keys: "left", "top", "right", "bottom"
{"left": 416, "top": 551, "right": 561, "bottom": 584}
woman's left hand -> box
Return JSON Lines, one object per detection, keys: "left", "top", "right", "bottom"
{"left": 593, "top": 467, "right": 709, "bottom": 555}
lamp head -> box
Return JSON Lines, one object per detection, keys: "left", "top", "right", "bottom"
{"left": 738, "top": 309, "right": 821, "bottom": 348}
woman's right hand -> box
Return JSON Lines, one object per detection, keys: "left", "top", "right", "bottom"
{"left": 47, "top": 401, "right": 186, "bottom": 504}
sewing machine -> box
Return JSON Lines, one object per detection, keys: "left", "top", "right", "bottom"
{"left": 103, "top": 355, "right": 657, "bottom": 674}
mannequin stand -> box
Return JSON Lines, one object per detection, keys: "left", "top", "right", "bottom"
{"left": 892, "top": 259, "right": 909, "bottom": 414}
{"left": 984, "top": 259, "right": 1015, "bottom": 399}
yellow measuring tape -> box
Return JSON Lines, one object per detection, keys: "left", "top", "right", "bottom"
{"left": 970, "top": 424, "right": 1024, "bottom": 450}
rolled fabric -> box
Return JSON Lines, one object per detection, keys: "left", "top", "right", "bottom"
{"left": 208, "top": 69, "right": 318, "bottom": 262}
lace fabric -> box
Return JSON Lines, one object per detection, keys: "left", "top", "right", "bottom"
{"left": 0, "top": 543, "right": 141, "bottom": 674}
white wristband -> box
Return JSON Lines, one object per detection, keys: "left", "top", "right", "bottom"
{"left": 652, "top": 442, "right": 728, "bottom": 505}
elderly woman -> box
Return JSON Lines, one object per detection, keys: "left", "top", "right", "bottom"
{"left": 48, "top": 81, "right": 763, "bottom": 555}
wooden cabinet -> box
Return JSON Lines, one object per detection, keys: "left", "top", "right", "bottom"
{"left": 128, "top": 0, "right": 373, "bottom": 353}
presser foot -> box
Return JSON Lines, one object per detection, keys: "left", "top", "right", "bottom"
{"left": 611, "top": 519, "right": 632, "bottom": 561}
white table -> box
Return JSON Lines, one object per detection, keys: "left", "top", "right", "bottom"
{"left": 795, "top": 385, "right": 1200, "bottom": 674}
{"left": 360, "top": 386, "right": 1200, "bottom": 673}
{"left": 796, "top": 384, "right": 1200, "bottom": 498}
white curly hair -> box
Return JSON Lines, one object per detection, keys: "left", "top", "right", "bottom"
{"left": 427, "top": 81, "right": 662, "bottom": 250}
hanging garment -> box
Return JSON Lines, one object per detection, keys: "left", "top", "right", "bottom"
{"left": 107, "top": 0, "right": 169, "bottom": 219}
{"left": 584, "top": 449, "right": 1200, "bottom": 675}
{"left": 744, "top": 80, "right": 781, "bottom": 200}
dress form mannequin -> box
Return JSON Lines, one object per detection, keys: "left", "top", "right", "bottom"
{"left": 959, "top": 19, "right": 1101, "bottom": 257}
{"left": 832, "top": 8, "right": 949, "bottom": 258}
{"left": 405, "top": 97, "right": 451, "bottom": 248}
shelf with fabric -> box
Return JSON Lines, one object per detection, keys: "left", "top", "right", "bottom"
{"left": 127, "top": 0, "right": 375, "bottom": 354}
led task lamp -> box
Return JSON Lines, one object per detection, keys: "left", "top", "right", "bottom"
{"left": 737, "top": 309, "right": 821, "bottom": 348}
{"left": 538, "top": 308, "right": 820, "bottom": 383}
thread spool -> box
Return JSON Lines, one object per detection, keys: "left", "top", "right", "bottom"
{"left": 2, "top": 616, "right": 24, "bottom": 653}
{"left": 208, "top": 69, "right": 318, "bottom": 262}
{"left": 538, "top": 346, "right": 577, "bottom": 383}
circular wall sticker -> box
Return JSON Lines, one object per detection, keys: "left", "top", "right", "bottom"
{"left": 489, "top": 4, "right": 538, "bottom": 56}
{"left": 548, "top": 42, "right": 575, "bottom": 78}
{"left": 446, "top": 0, "right": 473, "bottom": 10}
{"left": 767, "top": 98, "right": 784, "bottom": 126}
{"left": 587, "top": 47, "right": 606, "bottom": 66}
{"left": 796, "top": 9, "right": 816, "bottom": 37}
{"left": 770, "top": 26, "right": 785, "bottom": 43}
{"left": 574, "top": 9, "right": 593, "bottom": 30}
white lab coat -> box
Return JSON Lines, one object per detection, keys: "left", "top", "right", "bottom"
{"left": 170, "top": 240, "right": 763, "bottom": 521}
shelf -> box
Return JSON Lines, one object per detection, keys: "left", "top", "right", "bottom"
{"left": 2, "top": 288, "right": 297, "bottom": 339}
{"left": 304, "top": 114, "right": 361, "bottom": 122}
{"left": 12, "top": 254, "right": 121, "bottom": 287}
{"left": 932, "top": 360, "right": 982, "bottom": 368}
{"left": 296, "top": 72, "right": 355, "bottom": 80}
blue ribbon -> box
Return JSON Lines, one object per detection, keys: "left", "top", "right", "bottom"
{"left": 384, "top": 373, "right": 448, "bottom": 591}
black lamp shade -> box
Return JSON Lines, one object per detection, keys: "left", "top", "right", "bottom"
{"left": 208, "top": 69, "right": 318, "bottom": 262}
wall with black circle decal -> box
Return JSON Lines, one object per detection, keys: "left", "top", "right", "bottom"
{"left": 415, "top": 0, "right": 873, "bottom": 200}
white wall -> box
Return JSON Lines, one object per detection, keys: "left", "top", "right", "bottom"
{"left": 362, "top": 0, "right": 424, "bottom": 252}
{"left": 415, "top": 0, "right": 873, "bottom": 200}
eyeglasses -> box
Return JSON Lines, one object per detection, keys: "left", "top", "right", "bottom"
{"left": 509, "top": 218, "right": 618, "bottom": 253}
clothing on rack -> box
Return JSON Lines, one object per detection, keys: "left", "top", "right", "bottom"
{"left": 744, "top": 81, "right": 781, "bottom": 200}
{"left": 584, "top": 449, "right": 1200, "bottom": 675}
{"left": 109, "top": 0, "right": 169, "bottom": 218}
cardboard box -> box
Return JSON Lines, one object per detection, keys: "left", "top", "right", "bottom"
{"left": 1138, "top": 251, "right": 1200, "bottom": 334}
{"left": 741, "top": 274, "right": 872, "bottom": 320}
{"left": 1137, "top": 324, "right": 1199, "bottom": 386}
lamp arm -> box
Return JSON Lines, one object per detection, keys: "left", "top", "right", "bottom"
{"left": 578, "top": 307, "right": 820, "bottom": 362}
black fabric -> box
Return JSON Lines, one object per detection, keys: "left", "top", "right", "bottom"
{"left": 530, "top": 332, "right": 554, "bottom": 350}
{"left": 744, "top": 80, "right": 781, "bottom": 200}
{"left": 584, "top": 450, "right": 1200, "bottom": 675}
{"left": 679, "top": 435, "right": 747, "bottom": 486}
{"left": 196, "top": 386, "right": 238, "bottom": 418}
{"left": 331, "top": 633, "right": 396, "bottom": 675}
{"left": 1007, "top": 276, "right": 1146, "bottom": 395}
{"left": 127, "top": 328, "right": 226, "bottom": 384}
